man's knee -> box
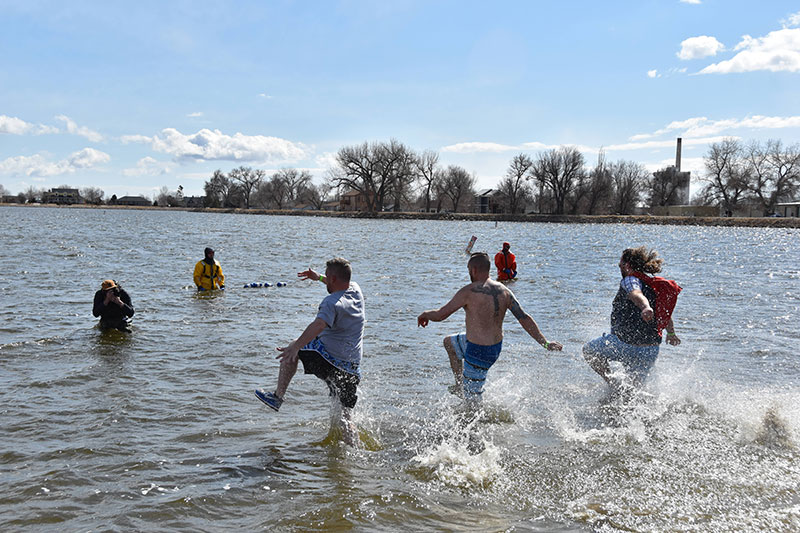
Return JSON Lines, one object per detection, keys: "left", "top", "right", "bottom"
{"left": 280, "top": 356, "right": 299, "bottom": 372}
{"left": 443, "top": 336, "right": 452, "bottom": 350}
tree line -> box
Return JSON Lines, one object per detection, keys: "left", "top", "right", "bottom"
{"left": 3, "top": 137, "right": 797, "bottom": 215}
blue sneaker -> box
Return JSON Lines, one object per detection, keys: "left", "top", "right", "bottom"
{"left": 254, "top": 389, "right": 283, "bottom": 411}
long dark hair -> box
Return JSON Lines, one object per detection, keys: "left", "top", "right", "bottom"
{"left": 622, "top": 246, "right": 663, "bottom": 274}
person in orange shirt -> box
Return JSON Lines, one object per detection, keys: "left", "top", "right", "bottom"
{"left": 494, "top": 242, "right": 517, "bottom": 281}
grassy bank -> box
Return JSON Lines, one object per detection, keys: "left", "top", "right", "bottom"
{"left": 3, "top": 202, "right": 800, "bottom": 228}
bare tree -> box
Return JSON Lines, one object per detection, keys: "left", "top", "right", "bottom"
{"left": 256, "top": 174, "right": 290, "bottom": 209}
{"left": 700, "top": 138, "right": 750, "bottom": 211}
{"left": 611, "top": 160, "right": 648, "bottom": 214}
{"left": 23, "top": 186, "right": 42, "bottom": 203}
{"left": 582, "top": 150, "right": 614, "bottom": 214}
{"left": 378, "top": 140, "right": 417, "bottom": 211}
{"left": 204, "top": 169, "right": 242, "bottom": 208}
{"left": 331, "top": 140, "right": 417, "bottom": 212}
{"left": 297, "top": 182, "right": 332, "bottom": 210}
{"left": 273, "top": 168, "right": 313, "bottom": 205}
{"left": 229, "top": 166, "right": 265, "bottom": 209}
{"left": 156, "top": 186, "right": 180, "bottom": 207}
{"left": 745, "top": 139, "right": 800, "bottom": 213}
{"left": 498, "top": 153, "right": 534, "bottom": 214}
{"left": 0, "top": 184, "right": 10, "bottom": 197}
{"left": 414, "top": 150, "right": 440, "bottom": 212}
{"left": 332, "top": 142, "right": 382, "bottom": 211}
{"left": 442, "top": 165, "right": 476, "bottom": 212}
{"left": 81, "top": 187, "right": 105, "bottom": 205}
{"left": 532, "top": 146, "right": 585, "bottom": 215}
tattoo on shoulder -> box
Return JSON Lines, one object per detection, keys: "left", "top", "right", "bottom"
{"left": 470, "top": 283, "right": 503, "bottom": 316}
{"left": 510, "top": 296, "right": 525, "bottom": 320}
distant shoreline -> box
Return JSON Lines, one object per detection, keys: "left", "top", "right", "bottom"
{"left": 3, "top": 202, "right": 799, "bottom": 228}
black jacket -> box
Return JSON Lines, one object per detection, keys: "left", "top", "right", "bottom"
{"left": 93, "top": 288, "right": 134, "bottom": 329}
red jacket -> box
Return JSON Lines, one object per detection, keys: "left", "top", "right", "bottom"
{"left": 495, "top": 251, "right": 517, "bottom": 280}
{"left": 631, "top": 271, "right": 682, "bottom": 335}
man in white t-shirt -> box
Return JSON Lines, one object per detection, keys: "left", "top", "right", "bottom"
{"left": 255, "top": 257, "right": 365, "bottom": 445}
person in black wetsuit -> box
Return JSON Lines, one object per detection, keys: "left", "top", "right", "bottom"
{"left": 92, "top": 279, "right": 134, "bottom": 332}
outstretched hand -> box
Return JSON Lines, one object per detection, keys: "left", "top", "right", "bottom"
{"left": 276, "top": 345, "right": 299, "bottom": 363}
{"left": 641, "top": 307, "right": 654, "bottom": 322}
{"left": 545, "top": 341, "right": 563, "bottom": 351}
{"left": 297, "top": 268, "right": 319, "bottom": 281}
{"left": 666, "top": 334, "right": 681, "bottom": 346}
{"left": 417, "top": 312, "right": 430, "bottom": 328}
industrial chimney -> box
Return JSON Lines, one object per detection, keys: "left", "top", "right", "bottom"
{"left": 675, "top": 137, "right": 682, "bottom": 172}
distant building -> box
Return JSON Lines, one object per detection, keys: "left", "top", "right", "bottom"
{"left": 775, "top": 201, "right": 800, "bottom": 217}
{"left": 1, "top": 195, "right": 20, "bottom": 203}
{"left": 321, "top": 200, "right": 339, "bottom": 212}
{"left": 474, "top": 189, "right": 507, "bottom": 214}
{"left": 43, "top": 188, "right": 81, "bottom": 205}
{"left": 339, "top": 189, "right": 374, "bottom": 211}
{"left": 117, "top": 195, "right": 151, "bottom": 206}
{"left": 183, "top": 196, "right": 205, "bottom": 208}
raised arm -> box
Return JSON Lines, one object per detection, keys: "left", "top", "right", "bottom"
{"left": 298, "top": 268, "right": 324, "bottom": 282}
{"left": 417, "top": 287, "right": 468, "bottom": 327}
{"left": 509, "top": 295, "right": 562, "bottom": 351}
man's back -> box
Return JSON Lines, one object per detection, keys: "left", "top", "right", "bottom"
{"left": 463, "top": 279, "right": 510, "bottom": 346}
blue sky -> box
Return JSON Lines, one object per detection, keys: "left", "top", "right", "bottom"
{"left": 2, "top": 0, "right": 800, "bottom": 199}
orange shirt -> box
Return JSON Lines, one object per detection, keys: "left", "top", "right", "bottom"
{"left": 494, "top": 251, "right": 517, "bottom": 280}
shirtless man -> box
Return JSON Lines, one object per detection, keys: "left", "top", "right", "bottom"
{"left": 417, "top": 252, "right": 563, "bottom": 401}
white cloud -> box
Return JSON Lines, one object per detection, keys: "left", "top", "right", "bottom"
{"left": 647, "top": 69, "right": 659, "bottom": 78}
{"left": 149, "top": 128, "right": 307, "bottom": 163}
{"left": 700, "top": 28, "right": 800, "bottom": 73}
{"left": 187, "top": 112, "right": 204, "bottom": 118}
{"left": 314, "top": 152, "right": 339, "bottom": 170}
{"left": 0, "top": 148, "right": 110, "bottom": 177}
{"left": 782, "top": 11, "right": 800, "bottom": 28}
{"left": 605, "top": 136, "right": 731, "bottom": 152}
{"left": 120, "top": 134, "right": 153, "bottom": 144}
{"left": 258, "top": 93, "right": 273, "bottom": 99}
{"left": 632, "top": 114, "right": 800, "bottom": 139}
{"left": 55, "top": 115, "right": 104, "bottom": 142}
{"left": 679, "top": 0, "right": 701, "bottom": 4}
{"left": 0, "top": 115, "right": 58, "bottom": 135}
{"left": 441, "top": 141, "right": 518, "bottom": 153}
{"left": 122, "top": 156, "right": 175, "bottom": 177}
{"left": 677, "top": 35, "right": 725, "bottom": 60}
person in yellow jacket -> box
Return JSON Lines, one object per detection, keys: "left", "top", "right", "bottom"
{"left": 194, "top": 247, "right": 225, "bottom": 291}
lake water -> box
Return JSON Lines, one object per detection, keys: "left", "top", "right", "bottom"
{"left": 1, "top": 205, "right": 799, "bottom": 532}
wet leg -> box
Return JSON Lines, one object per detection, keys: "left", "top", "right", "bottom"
{"left": 444, "top": 336, "right": 463, "bottom": 387}
{"left": 275, "top": 356, "right": 298, "bottom": 399}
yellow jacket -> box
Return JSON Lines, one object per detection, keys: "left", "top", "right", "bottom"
{"left": 194, "top": 259, "right": 225, "bottom": 290}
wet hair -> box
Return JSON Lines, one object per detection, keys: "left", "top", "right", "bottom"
{"left": 468, "top": 252, "right": 491, "bottom": 272}
{"left": 326, "top": 257, "right": 352, "bottom": 282}
{"left": 622, "top": 246, "right": 663, "bottom": 274}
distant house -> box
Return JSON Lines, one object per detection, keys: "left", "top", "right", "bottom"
{"left": 775, "top": 201, "right": 800, "bottom": 217}
{"left": 1, "top": 195, "right": 20, "bottom": 203}
{"left": 339, "top": 189, "right": 374, "bottom": 212}
{"left": 183, "top": 196, "right": 205, "bottom": 208}
{"left": 117, "top": 195, "right": 151, "bottom": 206}
{"left": 292, "top": 203, "right": 314, "bottom": 211}
{"left": 321, "top": 200, "right": 339, "bottom": 212}
{"left": 474, "top": 189, "right": 507, "bottom": 214}
{"left": 43, "top": 188, "right": 81, "bottom": 205}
